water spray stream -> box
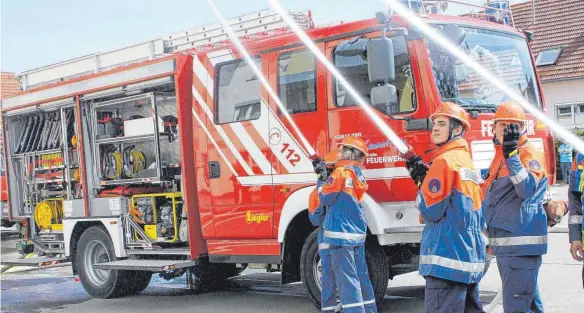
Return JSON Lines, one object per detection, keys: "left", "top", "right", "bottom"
{"left": 206, "top": 0, "right": 316, "bottom": 157}
{"left": 266, "top": 0, "right": 410, "bottom": 154}
{"left": 380, "top": 0, "right": 584, "bottom": 154}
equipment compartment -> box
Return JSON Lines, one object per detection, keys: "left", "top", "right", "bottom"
{"left": 88, "top": 92, "right": 180, "bottom": 187}
{"left": 3, "top": 106, "right": 82, "bottom": 218}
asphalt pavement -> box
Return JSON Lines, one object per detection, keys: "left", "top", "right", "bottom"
{"left": 1, "top": 185, "right": 582, "bottom": 313}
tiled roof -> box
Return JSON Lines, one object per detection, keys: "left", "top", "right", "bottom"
{"left": 1, "top": 72, "right": 21, "bottom": 99}
{"left": 512, "top": 0, "right": 584, "bottom": 82}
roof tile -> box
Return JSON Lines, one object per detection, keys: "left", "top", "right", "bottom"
{"left": 511, "top": 0, "right": 584, "bottom": 81}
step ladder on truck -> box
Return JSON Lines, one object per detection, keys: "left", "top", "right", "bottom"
{"left": 1, "top": 2, "right": 556, "bottom": 311}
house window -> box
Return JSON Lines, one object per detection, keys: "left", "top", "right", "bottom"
{"left": 278, "top": 50, "right": 316, "bottom": 114}
{"left": 557, "top": 106, "right": 571, "bottom": 117}
{"left": 215, "top": 58, "right": 262, "bottom": 124}
{"left": 535, "top": 48, "right": 562, "bottom": 66}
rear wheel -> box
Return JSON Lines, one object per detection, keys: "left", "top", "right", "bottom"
{"left": 127, "top": 271, "right": 152, "bottom": 295}
{"left": 75, "top": 226, "right": 130, "bottom": 298}
{"left": 191, "top": 261, "right": 240, "bottom": 291}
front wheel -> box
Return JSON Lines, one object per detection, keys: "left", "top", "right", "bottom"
{"left": 300, "top": 229, "right": 390, "bottom": 310}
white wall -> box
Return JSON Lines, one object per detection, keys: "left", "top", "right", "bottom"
{"left": 541, "top": 78, "right": 584, "bottom": 129}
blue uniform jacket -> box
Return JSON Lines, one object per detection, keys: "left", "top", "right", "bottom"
{"left": 568, "top": 153, "right": 584, "bottom": 243}
{"left": 483, "top": 136, "right": 548, "bottom": 256}
{"left": 319, "top": 160, "right": 368, "bottom": 247}
{"left": 416, "top": 139, "right": 486, "bottom": 284}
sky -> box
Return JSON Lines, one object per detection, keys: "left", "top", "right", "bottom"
{"left": 0, "top": 0, "right": 528, "bottom": 74}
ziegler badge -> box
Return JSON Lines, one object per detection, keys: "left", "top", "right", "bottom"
{"left": 428, "top": 179, "right": 441, "bottom": 193}
{"left": 246, "top": 211, "right": 270, "bottom": 224}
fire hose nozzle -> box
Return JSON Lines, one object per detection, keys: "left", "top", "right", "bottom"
{"left": 400, "top": 146, "right": 417, "bottom": 161}
{"left": 309, "top": 154, "right": 321, "bottom": 161}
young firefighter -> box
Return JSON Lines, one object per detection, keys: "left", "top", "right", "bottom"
{"left": 309, "top": 150, "right": 340, "bottom": 313}
{"left": 482, "top": 101, "right": 548, "bottom": 313}
{"left": 319, "top": 137, "right": 377, "bottom": 313}
{"left": 402, "top": 102, "right": 486, "bottom": 313}
{"left": 567, "top": 152, "right": 584, "bottom": 288}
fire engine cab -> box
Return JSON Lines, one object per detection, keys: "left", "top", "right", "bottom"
{"left": 0, "top": 1, "right": 555, "bottom": 310}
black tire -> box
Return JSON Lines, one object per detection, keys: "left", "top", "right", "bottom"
{"left": 300, "top": 229, "right": 390, "bottom": 311}
{"left": 300, "top": 229, "right": 322, "bottom": 310}
{"left": 75, "top": 226, "right": 130, "bottom": 298}
{"left": 365, "top": 240, "right": 390, "bottom": 308}
{"left": 191, "top": 261, "right": 239, "bottom": 291}
{"left": 127, "top": 271, "right": 152, "bottom": 295}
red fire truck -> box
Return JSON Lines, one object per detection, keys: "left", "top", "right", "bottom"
{"left": 0, "top": 2, "right": 555, "bottom": 309}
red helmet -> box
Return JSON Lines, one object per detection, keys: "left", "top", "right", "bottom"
{"left": 494, "top": 101, "right": 526, "bottom": 123}
{"left": 338, "top": 137, "right": 368, "bottom": 155}
{"left": 323, "top": 150, "right": 339, "bottom": 166}
{"left": 430, "top": 102, "right": 471, "bottom": 130}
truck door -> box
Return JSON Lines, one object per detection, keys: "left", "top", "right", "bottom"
{"left": 325, "top": 33, "right": 431, "bottom": 203}
{"left": 268, "top": 45, "right": 328, "bottom": 237}
{"left": 200, "top": 52, "right": 275, "bottom": 239}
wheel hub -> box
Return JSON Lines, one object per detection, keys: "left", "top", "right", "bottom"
{"left": 313, "top": 252, "right": 323, "bottom": 291}
{"left": 84, "top": 240, "right": 111, "bottom": 286}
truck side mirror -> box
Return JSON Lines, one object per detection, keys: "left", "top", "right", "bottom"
{"left": 367, "top": 37, "right": 395, "bottom": 84}
{"left": 371, "top": 84, "right": 398, "bottom": 110}
{"left": 368, "top": 36, "right": 404, "bottom": 118}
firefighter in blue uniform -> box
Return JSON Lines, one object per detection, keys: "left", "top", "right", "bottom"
{"left": 403, "top": 102, "right": 486, "bottom": 313}
{"left": 318, "top": 137, "right": 377, "bottom": 313}
{"left": 309, "top": 150, "right": 340, "bottom": 312}
{"left": 568, "top": 152, "right": 584, "bottom": 288}
{"left": 482, "top": 101, "right": 548, "bottom": 313}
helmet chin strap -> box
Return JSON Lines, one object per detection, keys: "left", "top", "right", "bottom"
{"left": 437, "top": 119, "right": 464, "bottom": 147}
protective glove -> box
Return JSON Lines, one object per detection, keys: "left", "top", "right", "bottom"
{"left": 312, "top": 157, "right": 323, "bottom": 170}
{"left": 405, "top": 155, "right": 429, "bottom": 187}
{"left": 313, "top": 160, "right": 328, "bottom": 182}
{"left": 502, "top": 123, "right": 521, "bottom": 159}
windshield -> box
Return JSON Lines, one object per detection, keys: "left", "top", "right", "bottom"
{"left": 429, "top": 27, "right": 541, "bottom": 111}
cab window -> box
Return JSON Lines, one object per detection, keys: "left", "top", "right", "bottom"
{"left": 215, "top": 58, "right": 262, "bottom": 124}
{"left": 278, "top": 50, "right": 316, "bottom": 114}
{"left": 334, "top": 36, "right": 416, "bottom": 115}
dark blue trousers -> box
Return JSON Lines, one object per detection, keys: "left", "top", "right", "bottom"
{"left": 424, "top": 276, "right": 484, "bottom": 313}
{"left": 497, "top": 256, "right": 543, "bottom": 313}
